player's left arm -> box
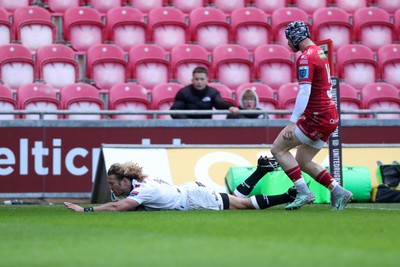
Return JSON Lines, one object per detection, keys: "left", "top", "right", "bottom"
{"left": 64, "top": 198, "right": 139, "bottom": 212}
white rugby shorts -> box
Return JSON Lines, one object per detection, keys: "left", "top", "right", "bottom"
{"left": 180, "top": 182, "right": 224, "bottom": 211}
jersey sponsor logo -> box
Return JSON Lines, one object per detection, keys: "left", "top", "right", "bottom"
{"left": 299, "top": 59, "right": 308, "bottom": 64}
{"left": 298, "top": 66, "right": 309, "bottom": 79}
{"left": 129, "top": 190, "right": 139, "bottom": 197}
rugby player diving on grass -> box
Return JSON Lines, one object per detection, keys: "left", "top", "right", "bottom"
{"left": 64, "top": 156, "right": 297, "bottom": 212}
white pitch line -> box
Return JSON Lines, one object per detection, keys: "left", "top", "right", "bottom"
{"left": 347, "top": 205, "right": 400, "bottom": 211}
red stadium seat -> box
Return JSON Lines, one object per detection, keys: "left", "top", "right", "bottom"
{"left": 378, "top": 44, "right": 400, "bottom": 89}
{"left": 151, "top": 82, "right": 182, "bottom": 120}
{"left": 0, "top": 84, "right": 17, "bottom": 120}
{"left": 336, "top": 44, "right": 378, "bottom": 90}
{"left": 293, "top": 0, "right": 329, "bottom": 15}
{"left": 36, "top": 44, "right": 79, "bottom": 90}
{"left": 170, "top": 0, "right": 208, "bottom": 14}
{"left": 147, "top": 7, "right": 188, "bottom": 52}
{"left": 230, "top": 7, "right": 272, "bottom": 52}
{"left": 252, "top": 0, "right": 290, "bottom": 14}
{"left": 86, "top": 44, "right": 127, "bottom": 90}
{"left": 128, "top": 44, "right": 170, "bottom": 90}
{"left": 0, "top": 0, "right": 34, "bottom": 14}
{"left": 271, "top": 7, "right": 310, "bottom": 47}
{"left": 236, "top": 83, "right": 279, "bottom": 119}
{"left": 0, "top": 44, "right": 35, "bottom": 90}
{"left": 338, "top": 83, "right": 364, "bottom": 119}
{"left": 106, "top": 7, "right": 147, "bottom": 52}
{"left": 208, "top": 82, "right": 235, "bottom": 119}
{"left": 212, "top": 44, "right": 252, "bottom": 90}
{"left": 209, "top": 0, "right": 250, "bottom": 14}
{"left": 277, "top": 82, "right": 299, "bottom": 119}
{"left": 361, "top": 82, "right": 400, "bottom": 119}
{"left": 60, "top": 83, "right": 105, "bottom": 120}
{"left": 0, "top": 8, "right": 13, "bottom": 45}
{"left": 312, "top": 7, "right": 353, "bottom": 52}
{"left": 189, "top": 7, "right": 230, "bottom": 52}
{"left": 17, "top": 83, "right": 61, "bottom": 120}
{"left": 170, "top": 44, "right": 211, "bottom": 85}
{"left": 353, "top": 7, "right": 396, "bottom": 52}
{"left": 127, "top": 0, "right": 168, "bottom": 14}
{"left": 13, "top": 6, "right": 56, "bottom": 51}
{"left": 375, "top": 0, "right": 400, "bottom": 15}
{"left": 253, "top": 44, "right": 295, "bottom": 91}
{"left": 87, "top": 0, "right": 125, "bottom": 15}
{"left": 42, "top": 0, "right": 85, "bottom": 14}
{"left": 109, "top": 83, "right": 151, "bottom": 120}
{"left": 63, "top": 7, "right": 105, "bottom": 52}
{"left": 334, "top": 0, "right": 369, "bottom": 15}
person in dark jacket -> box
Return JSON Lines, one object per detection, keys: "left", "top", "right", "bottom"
{"left": 227, "top": 88, "right": 264, "bottom": 119}
{"left": 170, "top": 66, "right": 239, "bottom": 119}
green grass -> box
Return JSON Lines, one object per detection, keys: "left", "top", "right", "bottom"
{"left": 0, "top": 203, "right": 399, "bottom": 267}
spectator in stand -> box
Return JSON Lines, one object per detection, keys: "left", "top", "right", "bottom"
{"left": 227, "top": 88, "right": 264, "bottom": 119}
{"left": 170, "top": 66, "right": 239, "bottom": 119}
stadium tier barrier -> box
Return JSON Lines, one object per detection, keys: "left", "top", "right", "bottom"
{"left": 225, "top": 165, "right": 372, "bottom": 203}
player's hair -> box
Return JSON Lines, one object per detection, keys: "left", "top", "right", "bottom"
{"left": 107, "top": 162, "right": 145, "bottom": 182}
{"left": 192, "top": 66, "right": 208, "bottom": 76}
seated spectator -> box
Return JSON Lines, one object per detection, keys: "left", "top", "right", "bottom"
{"left": 227, "top": 88, "right": 264, "bottom": 119}
{"left": 170, "top": 66, "right": 239, "bottom": 119}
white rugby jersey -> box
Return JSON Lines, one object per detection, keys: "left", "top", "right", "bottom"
{"left": 126, "top": 177, "right": 187, "bottom": 211}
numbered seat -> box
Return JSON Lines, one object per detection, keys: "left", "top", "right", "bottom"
{"left": 36, "top": 44, "right": 79, "bottom": 89}
{"left": 42, "top": 0, "right": 85, "bottom": 14}
{"left": 0, "top": 84, "right": 17, "bottom": 120}
{"left": 127, "top": 0, "right": 169, "bottom": 14}
{"left": 293, "top": 0, "right": 329, "bottom": 15}
{"left": 277, "top": 82, "right": 299, "bottom": 119}
{"left": 109, "top": 83, "right": 151, "bottom": 120}
{"left": 0, "top": 7, "right": 13, "bottom": 45}
{"left": 209, "top": 0, "right": 250, "bottom": 14}
{"left": 378, "top": 44, "right": 400, "bottom": 89}
{"left": 375, "top": 0, "right": 400, "bottom": 15}
{"left": 339, "top": 83, "right": 364, "bottom": 119}
{"left": 86, "top": 0, "right": 125, "bottom": 15}
{"left": 151, "top": 82, "right": 182, "bottom": 120}
{"left": 18, "top": 83, "right": 61, "bottom": 120}
{"left": 361, "top": 83, "right": 400, "bottom": 119}
{"left": 252, "top": 0, "right": 290, "bottom": 14}
{"left": 170, "top": 0, "right": 207, "bottom": 14}
{"left": 0, "top": 0, "right": 35, "bottom": 14}
{"left": 334, "top": 0, "right": 369, "bottom": 15}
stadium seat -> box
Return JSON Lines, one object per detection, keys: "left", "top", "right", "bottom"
{"left": 378, "top": 44, "right": 400, "bottom": 89}
{"left": 293, "top": 0, "right": 329, "bottom": 15}
{"left": 86, "top": 44, "right": 128, "bottom": 90}
{"left": 128, "top": 44, "right": 170, "bottom": 90}
{"left": 109, "top": 83, "right": 151, "bottom": 120}
{"left": 36, "top": 44, "right": 79, "bottom": 90}
{"left": 60, "top": 83, "right": 105, "bottom": 120}
{"left": 361, "top": 82, "right": 400, "bottom": 119}
{"left": 0, "top": 0, "right": 34, "bottom": 14}
{"left": 87, "top": 0, "right": 125, "bottom": 15}
{"left": 13, "top": 6, "right": 56, "bottom": 51}
{"left": 271, "top": 7, "right": 310, "bottom": 47}
{"left": 312, "top": 7, "right": 353, "bottom": 52}
{"left": 334, "top": 0, "right": 369, "bottom": 14}
{"left": 338, "top": 83, "right": 364, "bottom": 119}
{"left": 209, "top": 0, "right": 250, "bottom": 14}
{"left": 0, "top": 8, "right": 13, "bottom": 45}
{"left": 208, "top": 82, "right": 235, "bottom": 119}
{"left": 147, "top": 7, "right": 188, "bottom": 52}
{"left": 375, "top": 0, "right": 400, "bottom": 15}
{"left": 17, "top": 83, "right": 61, "bottom": 120}
{"left": 189, "top": 7, "right": 230, "bottom": 52}
{"left": 252, "top": 0, "right": 290, "bottom": 14}
{"left": 106, "top": 7, "right": 147, "bottom": 52}
{"left": 253, "top": 44, "right": 295, "bottom": 91}
{"left": 353, "top": 7, "right": 396, "bottom": 52}
{"left": 0, "top": 44, "right": 35, "bottom": 90}
{"left": 63, "top": 7, "right": 105, "bottom": 52}
{"left": 0, "top": 84, "right": 17, "bottom": 120}
{"left": 170, "top": 0, "right": 207, "bottom": 14}
{"left": 42, "top": 0, "right": 85, "bottom": 14}
{"left": 170, "top": 44, "right": 211, "bottom": 85}
{"left": 151, "top": 82, "right": 182, "bottom": 120}
{"left": 277, "top": 82, "right": 299, "bottom": 119}
{"left": 236, "top": 83, "right": 279, "bottom": 119}
{"left": 230, "top": 7, "right": 272, "bottom": 52}
{"left": 212, "top": 44, "right": 252, "bottom": 90}
{"left": 336, "top": 44, "right": 378, "bottom": 90}
{"left": 127, "top": 0, "right": 168, "bottom": 14}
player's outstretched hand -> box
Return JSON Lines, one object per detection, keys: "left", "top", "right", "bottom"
{"left": 64, "top": 202, "right": 84, "bottom": 212}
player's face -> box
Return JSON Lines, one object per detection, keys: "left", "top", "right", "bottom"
{"left": 107, "top": 174, "right": 131, "bottom": 197}
{"left": 192, "top": 73, "right": 208, "bottom": 90}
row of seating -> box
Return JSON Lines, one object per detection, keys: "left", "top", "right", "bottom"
{"left": 3, "top": 1, "right": 400, "bottom": 16}
{"left": 1, "top": 5, "right": 400, "bottom": 54}
{"left": 1, "top": 81, "right": 399, "bottom": 120}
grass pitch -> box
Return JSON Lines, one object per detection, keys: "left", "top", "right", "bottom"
{"left": 0, "top": 203, "right": 399, "bottom": 267}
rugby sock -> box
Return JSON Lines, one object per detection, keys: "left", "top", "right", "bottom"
{"left": 285, "top": 166, "right": 310, "bottom": 195}
{"left": 233, "top": 167, "right": 269, "bottom": 198}
{"left": 250, "top": 193, "right": 295, "bottom": 210}
{"left": 316, "top": 169, "right": 336, "bottom": 188}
